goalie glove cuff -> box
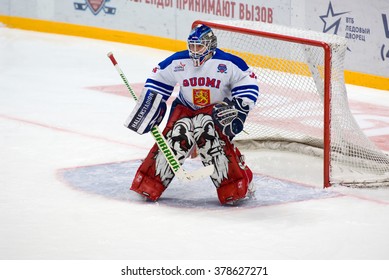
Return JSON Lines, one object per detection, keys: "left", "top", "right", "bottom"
{"left": 212, "top": 97, "right": 250, "bottom": 138}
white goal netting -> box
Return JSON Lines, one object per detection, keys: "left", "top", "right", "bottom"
{"left": 197, "top": 20, "right": 389, "bottom": 187}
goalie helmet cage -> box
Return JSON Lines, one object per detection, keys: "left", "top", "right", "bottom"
{"left": 192, "top": 20, "right": 389, "bottom": 188}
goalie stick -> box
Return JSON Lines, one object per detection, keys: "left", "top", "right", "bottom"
{"left": 106, "top": 52, "right": 214, "bottom": 181}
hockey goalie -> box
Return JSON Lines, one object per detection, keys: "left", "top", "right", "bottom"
{"left": 125, "top": 24, "right": 259, "bottom": 205}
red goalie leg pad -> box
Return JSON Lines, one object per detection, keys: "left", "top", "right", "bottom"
{"left": 217, "top": 178, "right": 248, "bottom": 204}
{"left": 129, "top": 104, "right": 196, "bottom": 201}
{"left": 214, "top": 128, "right": 253, "bottom": 205}
{"left": 235, "top": 146, "right": 253, "bottom": 183}
{"left": 130, "top": 168, "right": 166, "bottom": 201}
{"left": 216, "top": 161, "right": 253, "bottom": 205}
{"left": 188, "top": 105, "right": 254, "bottom": 205}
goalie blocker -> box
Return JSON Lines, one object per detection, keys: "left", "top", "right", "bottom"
{"left": 130, "top": 101, "right": 253, "bottom": 205}
{"left": 124, "top": 88, "right": 167, "bottom": 134}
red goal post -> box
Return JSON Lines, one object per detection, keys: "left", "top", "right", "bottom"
{"left": 192, "top": 20, "right": 389, "bottom": 188}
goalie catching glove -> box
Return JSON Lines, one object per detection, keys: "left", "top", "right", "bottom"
{"left": 124, "top": 88, "right": 167, "bottom": 134}
{"left": 212, "top": 97, "right": 250, "bottom": 138}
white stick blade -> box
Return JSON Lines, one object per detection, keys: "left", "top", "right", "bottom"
{"left": 175, "top": 164, "right": 215, "bottom": 182}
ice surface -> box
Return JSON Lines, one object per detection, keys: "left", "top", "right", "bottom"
{"left": 1, "top": 27, "right": 389, "bottom": 263}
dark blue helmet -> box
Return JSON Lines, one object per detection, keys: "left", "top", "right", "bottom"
{"left": 187, "top": 24, "right": 217, "bottom": 67}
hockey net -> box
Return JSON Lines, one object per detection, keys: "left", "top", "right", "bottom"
{"left": 192, "top": 20, "right": 389, "bottom": 187}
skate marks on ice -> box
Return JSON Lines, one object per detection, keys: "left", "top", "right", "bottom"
{"left": 59, "top": 160, "right": 341, "bottom": 209}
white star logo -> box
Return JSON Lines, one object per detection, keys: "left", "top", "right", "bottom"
{"left": 320, "top": 2, "right": 349, "bottom": 35}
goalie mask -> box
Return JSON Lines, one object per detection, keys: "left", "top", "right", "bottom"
{"left": 187, "top": 24, "right": 217, "bottom": 67}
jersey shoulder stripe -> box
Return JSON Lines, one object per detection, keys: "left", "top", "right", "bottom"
{"left": 145, "top": 78, "right": 174, "bottom": 91}
{"left": 232, "top": 84, "right": 259, "bottom": 102}
{"left": 232, "top": 84, "right": 259, "bottom": 93}
{"left": 212, "top": 49, "right": 249, "bottom": 71}
{"left": 159, "top": 50, "right": 190, "bottom": 70}
{"left": 145, "top": 78, "right": 174, "bottom": 100}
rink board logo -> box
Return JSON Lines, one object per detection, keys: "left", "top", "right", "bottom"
{"left": 319, "top": 2, "right": 348, "bottom": 35}
{"left": 320, "top": 2, "right": 373, "bottom": 52}
{"left": 74, "top": 0, "right": 116, "bottom": 15}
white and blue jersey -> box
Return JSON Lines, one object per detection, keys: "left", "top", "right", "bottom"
{"left": 144, "top": 48, "right": 259, "bottom": 110}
